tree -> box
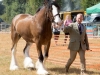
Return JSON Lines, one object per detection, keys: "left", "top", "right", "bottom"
{"left": 0, "top": 1, "right": 5, "bottom": 15}
{"left": 25, "top": 0, "right": 43, "bottom": 15}
{"left": 2, "top": 0, "right": 27, "bottom": 22}
{"left": 1, "top": 0, "right": 63, "bottom": 23}
{"left": 81, "top": 0, "right": 100, "bottom": 10}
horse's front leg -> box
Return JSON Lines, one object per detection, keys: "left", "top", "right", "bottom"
{"left": 23, "top": 42, "right": 34, "bottom": 70}
{"left": 35, "top": 42, "right": 49, "bottom": 75}
{"left": 43, "top": 41, "right": 51, "bottom": 64}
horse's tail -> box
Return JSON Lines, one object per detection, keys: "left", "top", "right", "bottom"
{"left": 11, "top": 17, "right": 18, "bottom": 42}
{"left": 11, "top": 22, "right": 14, "bottom": 33}
{"left": 11, "top": 20, "right": 15, "bottom": 40}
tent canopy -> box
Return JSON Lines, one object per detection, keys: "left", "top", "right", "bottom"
{"left": 86, "top": 3, "right": 100, "bottom": 14}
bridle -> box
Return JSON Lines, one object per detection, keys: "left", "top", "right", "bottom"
{"left": 53, "top": 13, "right": 60, "bottom": 18}
{"left": 52, "top": 13, "right": 60, "bottom": 24}
{"left": 45, "top": 4, "right": 60, "bottom": 25}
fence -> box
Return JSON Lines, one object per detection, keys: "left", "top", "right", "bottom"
{"left": 0, "top": 24, "right": 10, "bottom": 33}
{"left": 86, "top": 24, "right": 100, "bottom": 38}
{"left": 0, "top": 23, "right": 100, "bottom": 38}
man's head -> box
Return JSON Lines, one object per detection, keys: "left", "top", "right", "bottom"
{"left": 76, "top": 13, "right": 83, "bottom": 24}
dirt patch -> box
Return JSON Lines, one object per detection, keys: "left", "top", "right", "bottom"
{"left": 0, "top": 33, "right": 100, "bottom": 71}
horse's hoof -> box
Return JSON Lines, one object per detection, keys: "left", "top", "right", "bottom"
{"left": 36, "top": 60, "right": 49, "bottom": 75}
{"left": 37, "top": 69, "right": 49, "bottom": 75}
{"left": 24, "top": 57, "right": 35, "bottom": 69}
{"left": 10, "top": 65, "right": 19, "bottom": 70}
{"left": 24, "top": 63, "right": 34, "bottom": 69}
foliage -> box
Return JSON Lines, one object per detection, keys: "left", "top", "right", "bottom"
{"left": 0, "top": 1, "right": 5, "bottom": 15}
{"left": 0, "top": 0, "right": 100, "bottom": 23}
{"left": 2, "top": 0, "right": 27, "bottom": 23}
{"left": 80, "top": 0, "right": 100, "bottom": 10}
{"left": 56, "top": 0, "right": 63, "bottom": 10}
{"left": 0, "top": 0, "right": 63, "bottom": 23}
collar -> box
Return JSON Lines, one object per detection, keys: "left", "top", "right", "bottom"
{"left": 75, "top": 22, "right": 82, "bottom": 25}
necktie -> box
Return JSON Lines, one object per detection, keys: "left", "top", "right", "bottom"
{"left": 78, "top": 24, "right": 82, "bottom": 34}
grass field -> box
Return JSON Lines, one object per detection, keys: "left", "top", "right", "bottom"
{"left": 0, "top": 33, "right": 100, "bottom": 75}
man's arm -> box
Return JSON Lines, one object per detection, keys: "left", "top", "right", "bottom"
{"left": 63, "top": 23, "right": 73, "bottom": 33}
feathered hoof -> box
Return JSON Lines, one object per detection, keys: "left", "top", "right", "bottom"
{"left": 10, "top": 65, "right": 19, "bottom": 70}
{"left": 37, "top": 68, "right": 49, "bottom": 75}
{"left": 24, "top": 57, "right": 35, "bottom": 70}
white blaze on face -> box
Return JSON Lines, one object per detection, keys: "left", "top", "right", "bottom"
{"left": 52, "top": 5, "right": 61, "bottom": 23}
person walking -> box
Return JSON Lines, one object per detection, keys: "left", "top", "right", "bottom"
{"left": 63, "top": 15, "right": 72, "bottom": 44}
{"left": 63, "top": 13, "right": 89, "bottom": 75}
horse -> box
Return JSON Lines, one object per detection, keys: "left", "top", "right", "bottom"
{"left": 10, "top": 0, "right": 63, "bottom": 75}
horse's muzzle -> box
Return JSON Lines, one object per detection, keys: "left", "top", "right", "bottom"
{"left": 57, "top": 20, "right": 63, "bottom": 26}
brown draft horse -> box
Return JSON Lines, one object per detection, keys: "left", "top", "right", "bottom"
{"left": 10, "top": 0, "right": 63, "bottom": 75}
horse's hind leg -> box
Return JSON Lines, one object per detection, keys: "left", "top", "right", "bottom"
{"left": 23, "top": 42, "right": 34, "bottom": 70}
{"left": 10, "top": 31, "right": 21, "bottom": 70}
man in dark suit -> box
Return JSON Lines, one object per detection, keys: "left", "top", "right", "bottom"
{"left": 63, "top": 13, "right": 89, "bottom": 75}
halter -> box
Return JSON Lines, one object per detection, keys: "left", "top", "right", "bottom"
{"left": 53, "top": 13, "right": 60, "bottom": 18}
{"left": 52, "top": 13, "right": 60, "bottom": 24}
{"left": 45, "top": 6, "right": 60, "bottom": 25}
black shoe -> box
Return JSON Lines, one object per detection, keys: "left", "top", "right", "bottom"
{"left": 65, "top": 65, "right": 69, "bottom": 73}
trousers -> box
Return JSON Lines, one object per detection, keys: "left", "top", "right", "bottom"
{"left": 66, "top": 46, "right": 86, "bottom": 71}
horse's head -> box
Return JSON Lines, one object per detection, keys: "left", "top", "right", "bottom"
{"left": 44, "top": 0, "right": 63, "bottom": 25}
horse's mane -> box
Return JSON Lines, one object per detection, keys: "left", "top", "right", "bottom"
{"left": 36, "top": 1, "right": 60, "bottom": 13}
{"left": 36, "top": 6, "right": 43, "bottom": 13}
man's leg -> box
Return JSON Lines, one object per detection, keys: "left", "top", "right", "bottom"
{"left": 78, "top": 49, "right": 87, "bottom": 75}
{"left": 65, "top": 50, "right": 77, "bottom": 72}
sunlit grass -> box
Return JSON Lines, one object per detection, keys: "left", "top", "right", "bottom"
{"left": 0, "top": 53, "right": 99, "bottom": 75}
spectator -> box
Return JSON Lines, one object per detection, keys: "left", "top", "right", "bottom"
{"left": 63, "top": 15, "right": 72, "bottom": 44}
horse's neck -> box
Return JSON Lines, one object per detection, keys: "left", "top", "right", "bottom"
{"left": 34, "top": 6, "right": 51, "bottom": 26}
{"left": 36, "top": 7, "right": 47, "bottom": 20}
{"left": 35, "top": 6, "right": 51, "bottom": 29}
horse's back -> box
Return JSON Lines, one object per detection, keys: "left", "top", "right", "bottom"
{"left": 12, "top": 14, "right": 32, "bottom": 26}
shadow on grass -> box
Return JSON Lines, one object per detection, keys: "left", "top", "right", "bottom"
{"left": 48, "top": 67, "right": 100, "bottom": 75}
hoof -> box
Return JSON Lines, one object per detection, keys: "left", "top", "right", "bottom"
{"left": 36, "top": 60, "right": 49, "bottom": 75}
{"left": 24, "top": 57, "right": 34, "bottom": 69}
{"left": 10, "top": 65, "right": 19, "bottom": 70}
{"left": 37, "top": 69, "right": 49, "bottom": 75}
